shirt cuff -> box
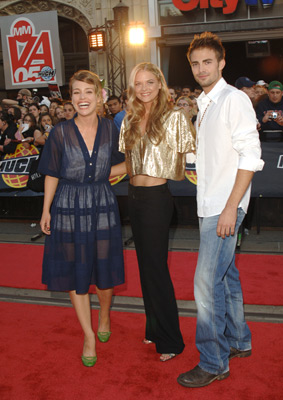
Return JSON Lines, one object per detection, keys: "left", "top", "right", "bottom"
{"left": 238, "top": 157, "right": 265, "bottom": 172}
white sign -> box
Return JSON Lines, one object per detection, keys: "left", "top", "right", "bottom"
{"left": 0, "top": 11, "right": 63, "bottom": 89}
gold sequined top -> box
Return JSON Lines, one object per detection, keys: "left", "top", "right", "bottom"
{"left": 119, "top": 109, "right": 195, "bottom": 181}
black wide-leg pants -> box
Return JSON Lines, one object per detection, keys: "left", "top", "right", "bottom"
{"left": 128, "top": 183, "right": 185, "bottom": 354}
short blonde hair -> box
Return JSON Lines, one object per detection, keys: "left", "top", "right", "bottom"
{"left": 69, "top": 70, "right": 102, "bottom": 101}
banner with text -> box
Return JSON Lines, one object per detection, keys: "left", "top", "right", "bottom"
{"left": 0, "top": 143, "right": 282, "bottom": 198}
{"left": 0, "top": 11, "right": 62, "bottom": 89}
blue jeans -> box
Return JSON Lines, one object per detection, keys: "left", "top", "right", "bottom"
{"left": 195, "top": 208, "right": 251, "bottom": 374}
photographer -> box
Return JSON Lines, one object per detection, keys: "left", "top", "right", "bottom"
{"left": 1, "top": 88, "right": 32, "bottom": 108}
{"left": 256, "top": 80, "right": 283, "bottom": 142}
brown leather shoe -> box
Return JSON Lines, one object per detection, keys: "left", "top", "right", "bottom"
{"left": 229, "top": 347, "right": 252, "bottom": 360}
{"left": 177, "top": 365, "right": 229, "bottom": 388}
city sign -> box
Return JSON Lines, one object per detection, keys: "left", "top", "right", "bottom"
{"left": 172, "top": 0, "right": 275, "bottom": 15}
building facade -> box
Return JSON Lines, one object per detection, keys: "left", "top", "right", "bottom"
{"left": 150, "top": 0, "right": 283, "bottom": 86}
{"left": 0, "top": 0, "right": 283, "bottom": 98}
{"left": 0, "top": 0, "right": 151, "bottom": 98}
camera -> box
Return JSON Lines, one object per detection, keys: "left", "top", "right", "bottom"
{"left": 45, "top": 124, "right": 53, "bottom": 133}
{"left": 270, "top": 112, "right": 278, "bottom": 119}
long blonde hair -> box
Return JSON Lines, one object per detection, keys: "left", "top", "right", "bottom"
{"left": 124, "top": 62, "right": 172, "bottom": 150}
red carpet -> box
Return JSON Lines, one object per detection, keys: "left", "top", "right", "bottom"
{"left": 1, "top": 243, "right": 283, "bottom": 305}
{"left": 0, "top": 301, "right": 282, "bottom": 400}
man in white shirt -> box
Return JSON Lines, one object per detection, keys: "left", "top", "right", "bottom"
{"left": 177, "top": 32, "right": 264, "bottom": 388}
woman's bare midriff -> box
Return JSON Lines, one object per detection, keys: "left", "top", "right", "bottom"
{"left": 130, "top": 175, "right": 167, "bottom": 187}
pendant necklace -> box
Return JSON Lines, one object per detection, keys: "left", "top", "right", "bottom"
{"left": 198, "top": 99, "right": 212, "bottom": 128}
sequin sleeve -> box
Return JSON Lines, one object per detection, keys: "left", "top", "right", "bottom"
{"left": 165, "top": 109, "right": 196, "bottom": 154}
{"left": 119, "top": 119, "right": 126, "bottom": 154}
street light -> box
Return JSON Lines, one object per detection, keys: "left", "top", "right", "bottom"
{"left": 87, "top": 2, "right": 146, "bottom": 94}
{"left": 129, "top": 23, "right": 146, "bottom": 45}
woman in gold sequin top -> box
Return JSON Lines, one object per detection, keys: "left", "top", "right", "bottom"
{"left": 111, "top": 62, "right": 195, "bottom": 362}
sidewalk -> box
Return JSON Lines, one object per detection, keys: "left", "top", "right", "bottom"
{"left": 1, "top": 219, "right": 283, "bottom": 254}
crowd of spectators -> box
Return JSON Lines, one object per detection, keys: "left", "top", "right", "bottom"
{"left": 169, "top": 79, "right": 283, "bottom": 143}
{"left": 0, "top": 88, "right": 122, "bottom": 158}
{"left": 0, "top": 77, "right": 282, "bottom": 231}
{"left": 0, "top": 89, "right": 74, "bottom": 157}
{"left": 234, "top": 77, "right": 283, "bottom": 142}
{"left": 1, "top": 78, "right": 282, "bottom": 161}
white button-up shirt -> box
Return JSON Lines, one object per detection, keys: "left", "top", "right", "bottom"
{"left": 195, "top": 78, "right": 264, "bottom": 218}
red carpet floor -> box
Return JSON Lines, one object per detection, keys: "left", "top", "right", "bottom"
{"left": 1, "top": 243, "right": 283, "bottom": 305}
{"left": 0, "top": 301, "right": 282, "bottom": 400}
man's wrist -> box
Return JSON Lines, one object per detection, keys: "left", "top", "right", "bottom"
{"left": 224, "top": 202, "right": 238, "bottom": 212}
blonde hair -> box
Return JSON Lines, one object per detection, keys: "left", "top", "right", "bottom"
{"left": 69, "top": 70, "right": 102, "bottom": 104}
{"left": 176, "top": 96, "right": 197, "bottom": 119}
{"left": 124, "top": 62, "right": 172, "bottom": 150}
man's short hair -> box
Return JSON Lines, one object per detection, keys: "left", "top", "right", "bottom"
{"left": 50, "top": 98, "right": 63, "bottom": 105}
{"left": 107, "top": 95, "right": 121, "bottom": 103}
{"left": 194, "top": 85, "right": 202, "bottom": 92}
{"left": 187, "top": 31, "right": 225, "bottom": 63}
{"left": 182, "top": 85, "right": 193, "bottom": 92}
{"left": 18, "top": 88, "right": 32, "bottom": 97}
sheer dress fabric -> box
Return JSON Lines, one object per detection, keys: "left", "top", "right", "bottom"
{"left": 38, "top": 117, "right": 124, "bottom": 293}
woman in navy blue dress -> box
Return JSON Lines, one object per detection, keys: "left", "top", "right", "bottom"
{"left": 39, "top": 70, "right": 124, "bottom": 367}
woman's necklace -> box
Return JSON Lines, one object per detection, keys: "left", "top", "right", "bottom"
{"left": 198, "top": 99, "right": 212, "bottom": 128}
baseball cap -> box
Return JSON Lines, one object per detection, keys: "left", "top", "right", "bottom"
{"left": 256, "top": 80, "right": 268, "bottom": 87}
{"left": 268, "top": 81, "right": 283, "bottom": 91}
{"left": 235, "top": 77, "right": 256, "bottom": 89}
{"left": 18, "top": 88, "right": 32, "bottom": 97}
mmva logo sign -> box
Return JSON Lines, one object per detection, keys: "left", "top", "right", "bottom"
{"left": 172, "top": 0, "right": 275, "bottom": 15}
{"left": 7, "top": 17, "right": 56, "bottom": 85}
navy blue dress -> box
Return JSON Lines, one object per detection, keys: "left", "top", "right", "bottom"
{"left": 38, "top": 117, "right": 124, "bottom": 293}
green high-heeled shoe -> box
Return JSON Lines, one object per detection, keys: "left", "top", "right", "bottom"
{"left": 97, "top": 311, "right": 111, "bottom": 343}
{"left": 81, "top": 355, "right": 97, "bottom": 367}
{"left": 97, "top": 331, "right": 111, "bottom": 343}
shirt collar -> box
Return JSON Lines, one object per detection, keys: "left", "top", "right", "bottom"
{"left": 197, "top": 77, "right": 227, "bottom": 108}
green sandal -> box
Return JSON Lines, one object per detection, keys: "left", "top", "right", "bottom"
{"left": 97, "top": 331, "right": 111, "bottom": 343}
{"left": 81, "top": 355, "right": 97, "bottom": 367}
